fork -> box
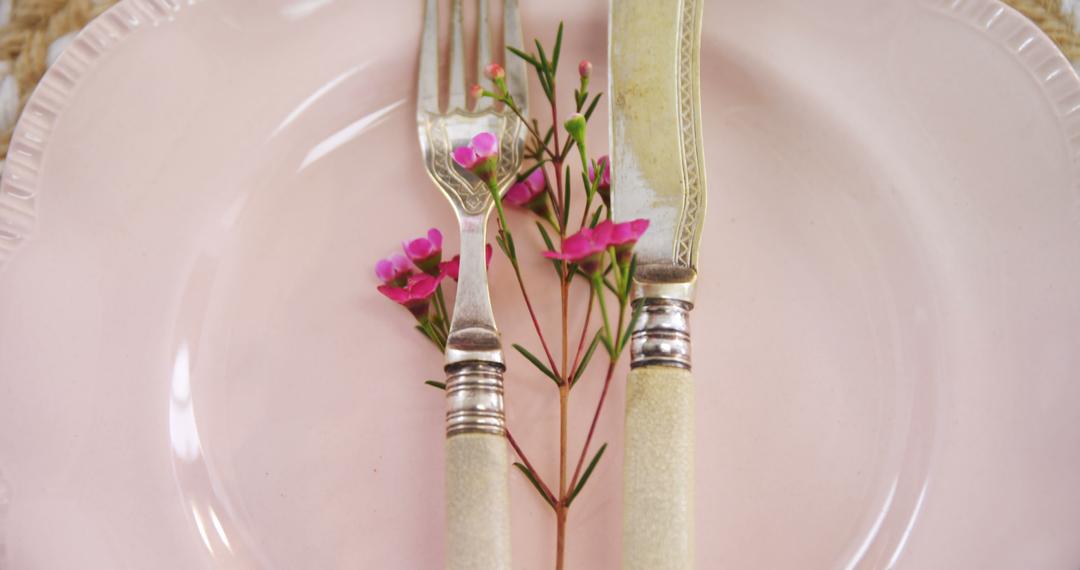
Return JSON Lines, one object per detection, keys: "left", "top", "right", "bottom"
{"left": 416, "top": 0, "right": 527, "bottom": 568}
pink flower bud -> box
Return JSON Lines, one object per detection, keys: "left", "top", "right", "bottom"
{"left": 578, "top": 59, "right": 592, "bottom": 79}
{"left": 589, "top": 155, "right": 612, "bottom": 207}
{"left": 470, "top": 84, "right": 485, "bottom": 101}
{"left": 484, "top": 63, "right": 505, "bottom": 81}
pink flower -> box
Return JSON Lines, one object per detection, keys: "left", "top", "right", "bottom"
{"left": 542, "top": 218, "right": 649, "bottom": 275}
{"left": 542, "top": 223, "right": 612, "bottom": 275}
{"left": 504, "top": 167, "right": 552, "bottom": 220}
{"left": 452, "top": 132, "right": 500, "bottom": 182}
{"left": 402, "top": 228, "right": 443, "bottom": 275}
{"left": 440, "top": 244, "right": 494, "bottom": 281}
{"left": 589, "top": 155, "right": 612, "bottom": 207}
{"left": 607, "top": 218, "right": 649, "bottom": 264}
{"left": 378, "top": 273, "right": 444, "bottom": 319}
{"left": 470, "top": 84, "right": 485, "bottom": 101}
{"left": 375, "top": 254, "right": 413, "bottom": 287}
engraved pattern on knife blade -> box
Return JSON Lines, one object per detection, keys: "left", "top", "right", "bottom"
{"left": 673, "top": 0, "right": 706, "bottom": 269}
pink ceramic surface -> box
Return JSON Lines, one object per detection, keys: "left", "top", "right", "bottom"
{"left": 1, "top": 0, "right": 1079, "bottom": 567}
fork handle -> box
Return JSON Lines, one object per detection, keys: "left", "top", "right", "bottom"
{"left": 445, "top": 361, "right": 511, "bottom": 570}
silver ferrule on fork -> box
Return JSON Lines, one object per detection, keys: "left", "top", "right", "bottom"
{"left": 629, "top": 267, "right": 697, "bottom": 370}
{"left": 445, "top": 360, "right": 506, "bottom": 436}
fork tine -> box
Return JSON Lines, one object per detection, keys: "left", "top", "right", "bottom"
{"left": 418, "top": 0, "right": 440, "bottom": 114}
{"left": 474, "top": 0, "right": 493, "bottom": 110}
{"left": 503, "top": 0, "right": 528, "bottom": 115}
{"left": 448, "top": 0, "right": 467, "bottom": 110}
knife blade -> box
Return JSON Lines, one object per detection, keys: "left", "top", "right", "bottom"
{"left": 610, "top": 0, "right": 706, "bottom": 567}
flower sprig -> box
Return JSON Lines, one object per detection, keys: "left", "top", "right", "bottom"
{"left": 376, "top": 23, "right": 645, "bottom": 570}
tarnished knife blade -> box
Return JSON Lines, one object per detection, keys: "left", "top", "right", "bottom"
{"left": 611, "top": 0, "right": 706, "bottom": 296}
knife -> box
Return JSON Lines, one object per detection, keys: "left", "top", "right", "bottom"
{"left": 610, "top": 0, "right": 706, "bottom": 568}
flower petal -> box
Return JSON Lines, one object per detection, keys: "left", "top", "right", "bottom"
{"left": 377, "top": 284, "right": 411, "bottom": 303}
{"left": 427, "top": 228, "right": 443, "bottom": 249}
{"left": 471, "top": 132, "right": 499, "bottom": 158}
{"left": 504, "top": 181, "right": 532, "bottom": 207}
{"left": 525, "top": 167, "right": 546, "bottom": 192}
{"left": 452, "top": 146, "right": 478, "bottom": 169}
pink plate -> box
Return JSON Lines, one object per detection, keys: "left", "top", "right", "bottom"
{"left": 2, "top": 0, "right": 1080, "bottom": 567}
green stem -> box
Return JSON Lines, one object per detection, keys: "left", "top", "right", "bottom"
{"left": 592, "top": 276, "right": 613, "bottom": 348}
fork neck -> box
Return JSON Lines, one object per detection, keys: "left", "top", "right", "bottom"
{"left": 445, "top": 211, "right": 503, "bottom": 366}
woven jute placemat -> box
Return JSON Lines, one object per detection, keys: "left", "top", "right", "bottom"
{"left": 0, "top": 0, "right": 1076, "bottom": 164}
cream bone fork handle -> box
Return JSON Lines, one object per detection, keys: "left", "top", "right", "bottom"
{"left": 416, "top": 0, "right": 528, "bottom": 568}
{"left": 610, "top": 0, "right": 706, "bottom": 568}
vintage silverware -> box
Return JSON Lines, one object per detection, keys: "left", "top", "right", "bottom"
{"left": 610, "top": 0, "right": 706, "bottom": 568}
{"left": 416, "top": 0, "right": 527, "bottom": 568}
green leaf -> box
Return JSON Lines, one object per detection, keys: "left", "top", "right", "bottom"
{"left": 584, "top": 92, "right": 603, "bottom": 120}
{"left": 619, "top": 302, "right": 644, "bottom": 355}
{"left": 502, "top": 230, "right": 517, "bottom": 259}
{"left": 562, "top": 164, "right": 572, "bottom": 228}
{"left": 622, "top": 253, "right": 638, "bottom": 297}
{"left": 589, "top": 206, "right": 603, "bottom": 228}
{"left": 571, "top": 329, "right": 604, "bottom": 387}
{"left": 512, "top": 343, "right": 560, "bottom": 385}
{"left": 551, "top": 22, "right": 564, "bottom": 73}
{"left": 514, "top": 462, "right": 555, "bottom": 509}
{"left": 537, "top": 70, "right": 553, "bottom": 101}
{"left": 535, "top": 39, "right": 550, "bottom": 73}
{"left": 599, "top": 277, "right": 618, "bottom": 296}
{"left": 567, "top": 443, "right": 608, "bottom": 506}
{"left": 536, "top": 221, "right": 557, "bottom": 252}
{"left": 580, "top": 171, "right": 593, "bottom": 198}
{"left": 495, "top": 233, "right": 510, "bottom": 258}
{"left": 424, "top": 380, "right": 447, "bottom": 390}
{"left": 506, "top": 45, "right": 540, "bottom": 68}
{"left": 535, "top": 222, "right": 564, "bottom": 276}
{"left": 415, "top": 323, "right": 443, "bottom": 350}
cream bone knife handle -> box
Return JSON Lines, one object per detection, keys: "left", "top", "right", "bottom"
{"left": 444, "top": 360, "right": 512, "bottom": 570}
{"left": 623, "top": 298, "right": 694, "bottom": 570}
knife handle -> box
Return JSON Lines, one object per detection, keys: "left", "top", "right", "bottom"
{"left": 623, "top": 299, "right": 694, "bottom": 570}
{"left": 444, "top": 361, "right": 512, "bottom": 570}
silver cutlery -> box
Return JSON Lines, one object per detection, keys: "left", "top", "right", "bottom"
{"left": 610, "top": 0, "right": 706, "bottom": 568}
{"left": 416, "top": 0, "right": 527, "bottom": 568}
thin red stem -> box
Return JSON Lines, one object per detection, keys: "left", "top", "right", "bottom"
{"left": 568, "top": 358, "right": 617, "bottom": 493}
{"left": 496, "top": 215, "right": 561, "bottom": 378}
{"left": 507, "top": 428, "right": 557, "bottom": 505}
{"left": 567, "top": 287, "right": 595, "bottom": 385}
